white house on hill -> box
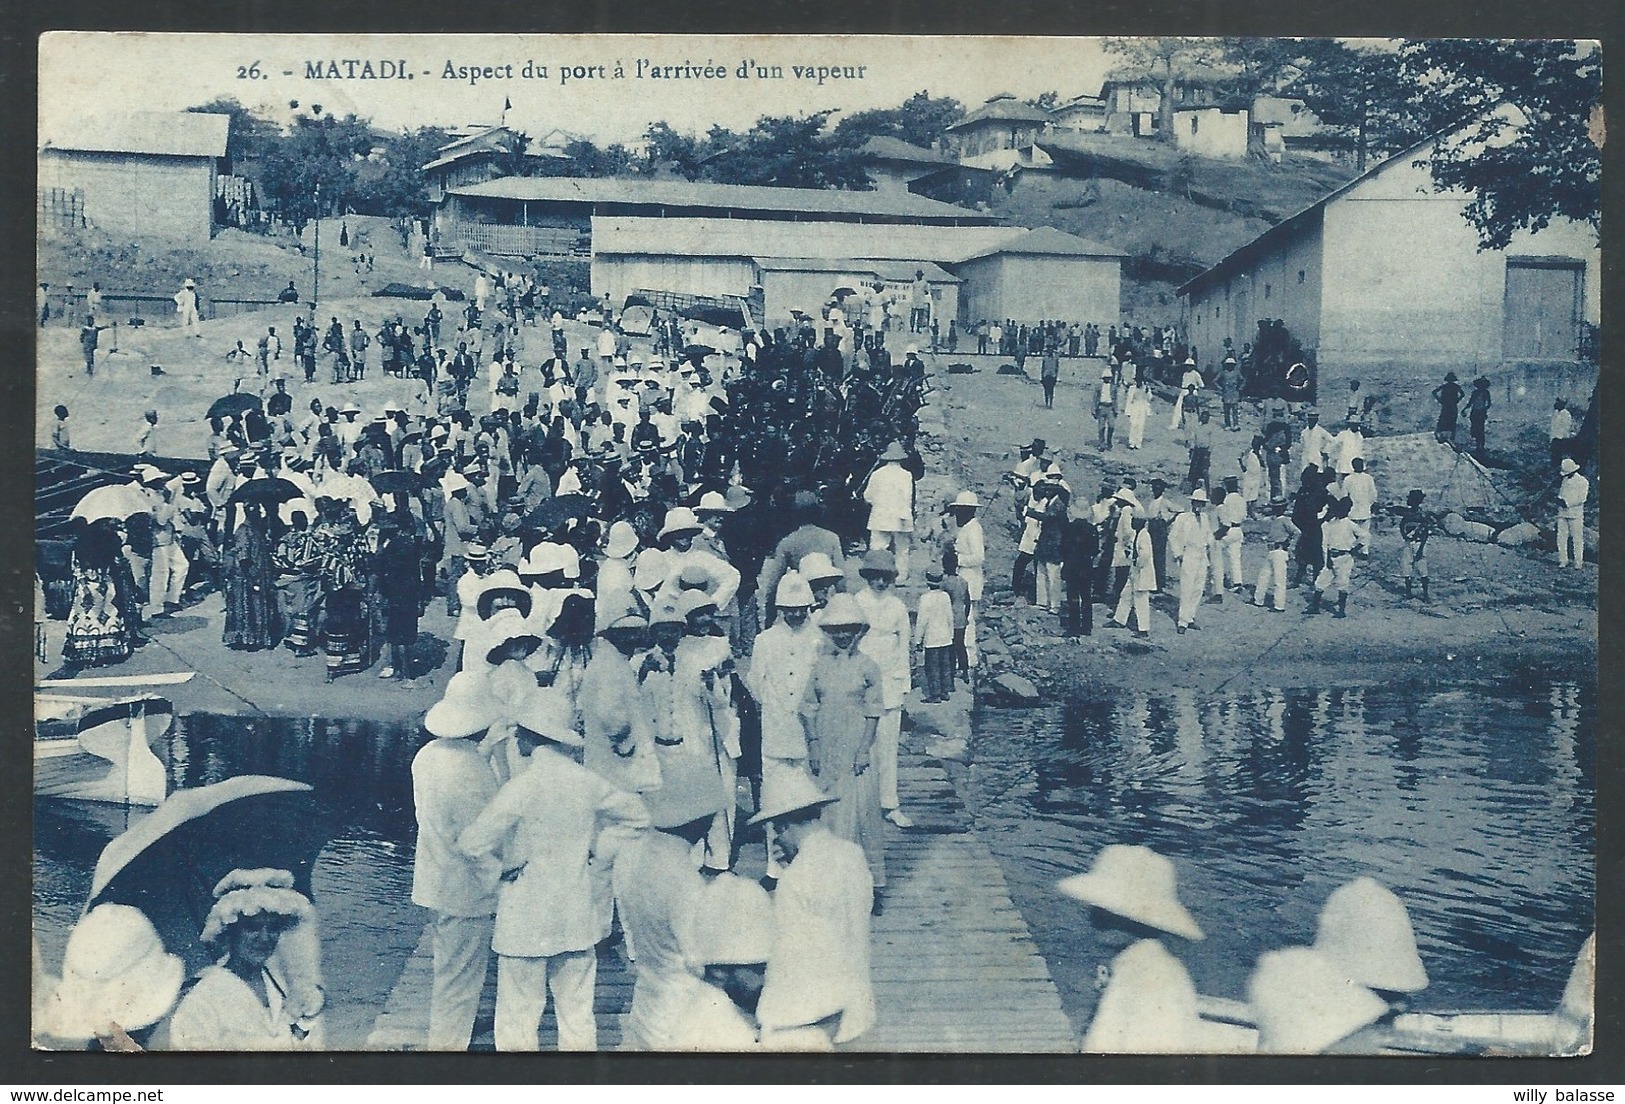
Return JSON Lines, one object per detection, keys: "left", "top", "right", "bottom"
{"left": 1178, "top": 121, "right": 1599, "bottom": 383}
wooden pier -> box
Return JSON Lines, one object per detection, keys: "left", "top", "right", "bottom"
{"left": 368, "top": 751, "right": 1078, "bottom": 1053}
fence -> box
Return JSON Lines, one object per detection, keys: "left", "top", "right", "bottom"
{"left": 51, "top": 291, "right": 283, "bottom": 326}
{"left": 39, "top": 187, "right": 86, "bottom": 230}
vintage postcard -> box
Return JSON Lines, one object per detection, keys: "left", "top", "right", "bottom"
{"left": 32, "top": 32, "right": 1597, "bottom": 1057}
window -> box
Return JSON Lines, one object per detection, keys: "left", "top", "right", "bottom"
{"left": 1264, "top": 283, "right": 1272, "bottom": 299}
{"left": 1214, "top": 305, "right": 1220, "bottom": 318}
{"left": 1298, "top": 270, "right": 1306, "bottom": 284}
{"left": 1191, "top": 116, "right": 1200, "bottom": 135}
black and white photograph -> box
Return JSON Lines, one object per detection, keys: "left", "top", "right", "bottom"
{"left": 30, "top": 31, "right": 1599, "bottom": 1059}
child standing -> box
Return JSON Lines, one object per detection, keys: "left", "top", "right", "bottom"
{"left": 914, "top": 568, "right": 955, "bottom": 703}
{"left": 939, "top": 550, "right": 971, "bottom": 684}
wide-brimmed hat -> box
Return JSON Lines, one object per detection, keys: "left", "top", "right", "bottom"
{"left": 1112, "top": 489, "right": 1142, "bottom": 510}
{"left": 648, "top": 599, "right": 687, "bottom": 628}
{"left": 817, "top": 592, "right": 869, "bottom": 631}
{"left": 695, "top": 490, "right": 732, "bottom": 515}
{"left": 775, "top": 571, "right": 815, "bottom": 608}
{"left": 519, "top": 542, "right": 568, "bottom": 579}
{"left": 183, "top": 278, "right": 196, "bottom": 288}
{"left": 40, "top": 905, "right": 185, "bottom": 1041}
{"left": 950, "top": 491, "right": 982, "bottom": 510}
{"left": 341, "top": 402, "right": 362, "bottom": 415}
{"left": 1561, "top": 458, "right": 1581, "bottom": 474}
{"left": 604, "top": 520, "right": 640, "bottom": 560}
{"left": 678, "top": 589, "right": 719, "bottom": 620}
{"left": 859, "top": 549, "right": 898, "bottom": 578}
{"left": 475, "top": 570, "right": 533, "bottom": 621}
{"left": 878, "top": 441, "right": 909, "bottom": 462}
{"left": 200, "top": 868, "right": 314, "bottom": 946}
{"left": 643, "top": 749, "right": 726, "bottom": 830}
{"left": 679, "top": 873, "right": 776, "bottom": 967}
{"left": 1189, "top": 488, "right": 1209, "bottom": 503}
{"left": 462, "top": 543, "right": 489, "bottom": 562}
{"left": 633, "top": 548, "right": 670, "bottom": 591}
{"left": 1056, "top": 844, "right": 1205, "bottom": 941}
{"left": 747, "top": 768, "right": 838, "bottom": 826}
{"left": 724, "top": 485, "right": 753, "bottom": 510}
{"left": 441, "top": 471, "right": 471, "bottom": 495}
{"left": 659, "top": 506, "right": 702, "bottom": 540}
{"left": 1249, "top": 947, "right": 1388, "bottom": 1054}
{"left": 798, "top": 552, "right": 843, "bottom": 585}
{"left": 1027, "top": 437, "right": 1047, "bottom": 452}
{"left": 1312, "top": 878, "right": 1429, "bottom": 994}
{"left": 477, "top": 608, "right": 544, "bottom": 663}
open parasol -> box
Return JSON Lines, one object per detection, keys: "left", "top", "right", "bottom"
{"left": 87, "top": 775, "right": 324, "bottom": 974}
{"left": 206, "top": 393, "right": 263, "bottom": 422}
{"left": 369, "top": 469, "right": 422, "bottom": 495}
{"left": 228, "top": 477, "right": 304, "bottom": 506}
{"left": 71, "top": 483, "right": 154, "bottom": 523}
{"left": 522, "top": 493, "right": 593, "bottom": 533}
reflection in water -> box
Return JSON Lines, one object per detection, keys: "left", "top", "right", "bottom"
{"left": 967, "top": 676, "right": 1594, "bottom": 1035}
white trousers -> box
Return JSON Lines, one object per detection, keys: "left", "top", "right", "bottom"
{"left": 147, "top": 543, "right": 189, "bottom": 613}
{"left": 1557, "top": 516, "right": 1585, "bottom": 567}
{"left": 1254, "top": 549, "right": 1289, "bottom": 611}
{"left": 1177, "top": 553, "right": 1208, "bottom": 628}
{"left": 875, "top": 707, "right": 902, "bottom": 810}
{"left": 1035, "top": 561, "right": 1061, "bottom": 611}
{"left": 427, "top": 912, "right": 495, "bottom": 1051}
{"left": 1113, "top": 587, "right": 1151, "bottom": 631}
{"left": 494, "top": 948, "right": 598, "bottom": 1051}
{"left": 869, "top": 529, "right": 912, "bottom": 582}
{"left": 703, "top": 752, "right": 739, "bottom": 872}
{"left": 1215, "top": 535, "right": 1243, "bottom": 592}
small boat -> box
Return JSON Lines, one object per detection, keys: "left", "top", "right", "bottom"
{"left": 1195, "top": 994, "right": 1585, "bottom": 1056}
{"left": 35, "top": 693, "right": 173, "bottom": 806}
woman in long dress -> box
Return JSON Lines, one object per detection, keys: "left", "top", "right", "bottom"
{"left": 274, "top": 509, "right": 321, "bottom": 656}
{"left": 61, "top": 518, "right": 135, "bottom": 668}
{"left": 373, "top": 508, "right": 422, "bottom": 680}
{"left": 310, "top": 498, "right": 371, "bottom": 681}
{"left": 223, "top": 503, "right": 281, "bottom": 650}
{"left": 798, "top": 594, "right": 886, "bottom": 901}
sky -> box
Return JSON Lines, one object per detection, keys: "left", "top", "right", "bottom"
{"left": 39, "top": 33, "right": 1117, "bottom": 145}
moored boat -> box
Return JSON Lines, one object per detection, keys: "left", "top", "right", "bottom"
{"left": 35, "top": 693, "right": 173, "bottom": 806}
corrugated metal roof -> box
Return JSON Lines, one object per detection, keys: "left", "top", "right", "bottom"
{"left": 857, "top": 136, "right": 952, "bottom": 165}
{"left": 448, "top": 176, "right": 994, "bottom": 221}
{"left": 42, "top": 111, "right": 230, "bottom": 159}
{"left": 955, "top": 225, "right": 1126, "bottom": 263}
{"left": 592, "top": 215, "right": 1017, "bottom": 264}
{"left": 947, "top": 96, "right": 1053, "bottom": 130}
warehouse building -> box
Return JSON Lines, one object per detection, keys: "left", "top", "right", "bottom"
{"left": 38, "top": 112, "right": 230, "bottom": 241}
{"left": 952, "top": 227, "right": 1125, "bottom": 326}
{"left": 1178, "top": 121, "right": 1600, "bottom": 386}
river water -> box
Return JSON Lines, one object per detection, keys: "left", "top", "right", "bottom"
{"left": 34, "top": 672, "right": 1593, "bottom": 1050}
{"left": 961, "top": 672, "right": 1595, "bottom": 1035}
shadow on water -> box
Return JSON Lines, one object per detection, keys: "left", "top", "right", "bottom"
{"left": 34, "top": 713, "right": 433, "bottom": 1049}
{"left": 964, "top": 672, "right": 1594, "bottom": 1034}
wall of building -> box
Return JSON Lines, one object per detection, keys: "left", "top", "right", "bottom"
{"left": 39, "top": 150, "right": 214, "bottom": 240}
{"left": 756, "top": 268, "right": 959, "bottom": 330}
{"left": 592, "top": 254, "right": 756, "bottom": 305}
{"left": 592, "top": 216, "right": 1016, "bottom": 266}
{"left": 1316, "top": 151, "right": 1600, "bottom": 380}
{"left": 1173, "top": 108, "right": 1251, "bottom": 160}
{"left": 1184, "top": 214, "right": 1324, "bottom": 370}
{"left": 956, "top": 253, "right": 1120, "bottom": 325}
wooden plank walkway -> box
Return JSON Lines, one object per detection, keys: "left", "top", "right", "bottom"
{"left": 368, "top": 752, "right": 1078, "bottom": 1053}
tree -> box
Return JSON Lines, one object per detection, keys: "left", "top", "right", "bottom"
{"left": 828, "top": 91, "right": 964, "bottom": 153}
{"left": 1289, "top": 40, "right": 1420, "bottom": 172}
{"left": 643, "top": 121, "right": 703, "bottom": 179}
{"left": 702, "top": 111, "right": 871, "bottom": 190}
{"left": 1396, "top": 39, "right": 1601, "bottom": 249}
{"left": 256, "top": 109, "right": 371, "bottom": 231}
{"left": 186, "top": 97, "right": 282, "bottom": 168}
{"left": 350, "top": 125, "right": 452, "bottom": 219}
{"left": 1031, "top": 91, "right": 1062, "bottom": 112}
{"left": 1103, "top": 37, "right": 1219, "bottom": 141}
{"left": 1216, "top": 38, "right": 1303, "bottom": 97}
{"left": 562, "top": 140, "right": 636, "bottom": 178}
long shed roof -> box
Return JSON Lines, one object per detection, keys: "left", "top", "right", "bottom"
{"left": 447, "top": 176, "right": 997, "bottom": 222}
{"left": 955, "top": 225, "right": 1126, "bottom": 262}
{"left": 42, "top": 111, "right": 230, "bottom": 159}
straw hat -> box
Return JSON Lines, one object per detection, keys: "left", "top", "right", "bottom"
{"left": 462, "top": 543, "right": 489, "bottom": 563}
{"left": 775, "top": 571, "right": 815, "bottom": 608}
{"left": 817, "top": 593, "right": 869, "bottom": 631}
{"left": 200, "top": 868, "right": 314, "bottom": 946}
{"left": 680, "top": 874, "right": 777, "bottom": 967}
{"left": 475, "top": 570, "right": 533, "bottom": 621}
{"left": 950, "top": 491, "right": 982, "bottom": 510}
{"left": 40, "top": 905, "right": 185, "bottom": 1041}
{"left": 747, "top": 769, "right": 838, "bottom": 826}
{"left": 798, "top": 552, "right": 843, "bottom": 585}
{"left": 1312, "top": 878, "right": 1429, "bottom": 994}
{"left": 1248, "top": 946, "right": 1387, "bottom": 1054}
{"left": 659, "top": 506, "right": 702, "bottom": 540}
{"left": 695, "top": 490, "right": 732, "bottom": 514}
{"left": 1056, "top": 845, "right": 1205, "bottom": 941}
{"left": 859, "top": 549, "right": 897, "bottom": 578}
{"left": 643, "top": 749, "right": 726, "bottom": 830}
{"left": 603, "top": 520, "right": 640, "bottom": 560}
